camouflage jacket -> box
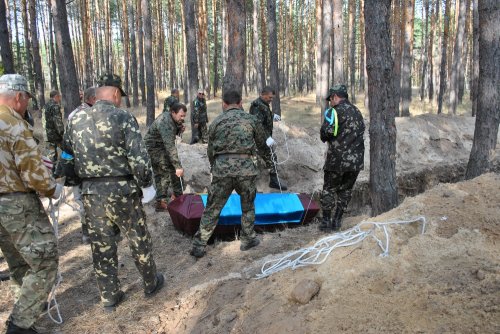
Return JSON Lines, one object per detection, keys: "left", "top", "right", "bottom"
{"left": 192, "top": 97, "right": 208, "bottom": 124}
{"left": 320, "top": 100, "right": 365, "bottom": 171}
{"left": 249, "top": 97, "right": 273, "bottom": 138}
{"left": 144, "top": 112, "right": 183, "bottom": 169}
{"left": 42, "top": 98, "right": 64, "bottom": 144}
{"left": 163, "top": 95, "right": 179, "bottom": 113}
{"left": 208, "top": 107, "right": 268, "bottom": 177}
{"left": 63, "top": 100, "right": 153, "bottom": 195}
{"left": 68, "top": 102, "right": 91, "bottom": 121}
{"left": 0, "top": 105, "right": 56, "bottom": 196}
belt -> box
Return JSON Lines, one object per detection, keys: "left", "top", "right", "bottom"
{"left": 217, "top": 153, "right": 252, "bottom": 159}
{"left": 81, "top": 175, "right": 134, "bottom": 183}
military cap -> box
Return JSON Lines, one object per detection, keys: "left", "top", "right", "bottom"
{"left": 197, "top": 88, "right": 205, "bottom": 94}
{"left": 0, "top": 74, "right": 34, "bottom": 98}
{"left": 326, "top": 84, "right": 348, "bottom": 100}
{"left": 97, "top": 73, "right": 127, "bottom": 96}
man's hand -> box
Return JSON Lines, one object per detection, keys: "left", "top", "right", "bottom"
{"left": 273, "top": 113, "right": 281, "bottom": 122}
{"left": 266, "top": 137, "right": 276, "bottom": 147}
{"left": 175, "top": 169, "right": 184, "bottom": 177}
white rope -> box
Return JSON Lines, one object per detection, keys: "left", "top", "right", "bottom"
{"left": 256, "top": 216, "right": 427, "bottom": 279}
{"left": 273, "top": 120, "right": 291, "bottom": 166}
{"left": 46, "top": 189, "right": 65, "bottom": 325}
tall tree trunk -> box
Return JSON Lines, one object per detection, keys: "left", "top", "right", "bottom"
{"left": 400, "top": 0, "right": 415, "bottom": 117}
{"left": 319, "top": 0, "right": 332, "bottom": 113}
{"left": 458, "top": 0, "right": 471, "bottom": 104}
{"left": 21, "top": 0, "right": 34, "bottom": 90}
{"left": 105, "top": 0, "right": 112, "bottom": 72}
{"left": 252, "top": 0, "right": 263, "bottom": 93}
{"left": 449, "top": 0, "right": 467, "bottom": 115}
{"left": 183, "top": 0, "right": 199, "bottom": 107}
{"left": 223, "top": 0, "right": 246, "bottom": 96}
{"left": 141, "top": 0, "right": 155, "bottom": 125}
{"left": 392, "top": 0, "right": 403, "bottom": 114}
{"left": 0, "top": 0, "right": 15, "bottom": 73}
{"left": 332, "top": 0, "right": 344, "bottom": 84}
{"left": 437, "top": 0, "right": 451, "bottom": 114}
{"left": 168, "top": 0, "right": 177, "bottom": 90}
{"left": 81, "top": 0, "right": 93, "bottom": 87}
{"left": 348, "top": 0, "right": 356, "bottom": 102}
{"left": 471, "top": 0, "right": 479, "bottom": 116}
{"left": 420, "top": 0, "right": 430, "bottom": 101}
{"left": 13, "top": 0, "right": 22, "bottom": 70}
{"left": 120, "top": 0, "right": 131, "bottom": 107}
{"left": 365, "top": 0, "right": 399, "bottom": 215}
{"left": 465, "top": 0, "right": 499, "bottom": 179}
{"left": 137, "top": 0, "right": 146, "bottom": 106}
{"left": 427, "top": 0, "right": 436, "bottom": 101}
{"left": 28, "top": 0, "right": 45, "bottom": 108}
{"left": 315, "top": 0, "right": 323, "bottom": 104}
{"left": 260, "top": 0, "right": 267, "bottom": 90}
{"left": 212, "top": 0, "right": 219, "bottom": 96}
{"left": 266, "top": 0, "right": 281, "bottom": 115}
{"left": 129, "top": 1, "right": 139, "bottom": 107}
{"left": 50, "top": 0, "right": 80, "bottom": 117}
{"left": 48, "top": 8, "right": 58, "bottom": 90}
{"left": 359, "top": 0, "right": 365, "bottom": 93}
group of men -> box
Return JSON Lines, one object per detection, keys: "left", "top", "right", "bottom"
{"left": 0, "top": 69, "right": 364, "bottom": 333}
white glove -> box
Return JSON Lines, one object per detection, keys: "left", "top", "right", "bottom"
{"left": 51, "top": 183, "right": 63, "bottom": 199}
{"left": 42, "top": 156, "right": 53, "bottom": 170}
{"left": 273, "top": 113, "right": 281, "bottom": 122}
{"left": 141, "top": 185, "right": 156, "bottom": 204}
{"left": 266, "top": 137, "right": 276, "bottom": 147}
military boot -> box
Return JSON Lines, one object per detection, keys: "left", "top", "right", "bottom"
{"left": 240, "top": 238, "right": 260, "bottom": 251}
{"left": 318, "top": 210, "right": 331, "bottom": 232}
{"left": 155, "top": 199, "right": 168, "bottom": 212}
{"left": 190, "top": 246, "right": 206, "bottom": 258}
{"left": 5, "top": 320, "right": 38, "bottom": 334}
{"left": 269, "top": 172, "right": 288, "bottom": 190}
{"left": 332, "top": 207, "right": 344, "bottom": 231}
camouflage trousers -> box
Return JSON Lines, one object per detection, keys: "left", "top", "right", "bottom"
{"left": 190, "top": 122, "right": 208, "bottom": 144}
{"left": 193, "top": 176, "right": 257, "bottom": 248}
{"left": 0, "top": 193, "right": 58, "bottom": 329}
{"left": 82, "top": 192, "right": 158, "bottom": 306}
{"left": 263, "top": 145, "right": 279, "bottom": 174}
{"left": 149, "top": 152, "right": 183, "bottom": 199}
{"left": 321, "top": 171, "right": 360, "bottom": 212}
{"left": 72, "top": 186, "right": 88, "bottom": 237}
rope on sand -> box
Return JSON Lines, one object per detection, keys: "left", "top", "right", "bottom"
{"left": 256, "top": 216, "right": 427, "bottom": 279}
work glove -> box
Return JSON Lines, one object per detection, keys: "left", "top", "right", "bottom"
{"left": 42, "top": 156, "right": 54, "bottom": 170}
{"left": 51, "top": 183, "right": 63, "bottom": 199}
{"left": 175, "top": 169, "right": 184, "bottom": 177}
{"left": 141, "top": 185, "right": 156, "bottom": 204}
{"left": 266, "top": 137, "right": 276, "bottom": 148}
{"left": 273, "top": 113, "right": 281, "bottom": 122}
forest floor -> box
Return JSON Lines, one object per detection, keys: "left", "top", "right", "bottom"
{"left": 0, "top": 92, "right": 498, "bottom": 334}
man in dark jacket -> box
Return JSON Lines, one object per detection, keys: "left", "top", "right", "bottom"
{"left": 319, "top": 84, "right": 365, "bottom": 231}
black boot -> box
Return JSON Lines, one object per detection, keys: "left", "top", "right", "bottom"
{"left": 332, "top": 207, "right": 344, "bottom": 231}
{"left": 5, "top": 320, "right": 38, "bottom": 334}
{"left": 318, "top": 210, "right": 331, "bottom": 231}
{"left": 269, "top": 172, "right": 288, "bottom": 190}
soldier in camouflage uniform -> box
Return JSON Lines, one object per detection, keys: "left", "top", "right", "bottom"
{"left": 42, "top": 90, "right": 64, "bottom": 162}
{"left": 319, "top": 84, "right": 365, "bottom": 232}
{"left": 190, "top": 89, "right": 208, "bottom": 144}
{"left": 249, "top": 86, "right": 288, "bottom": 190}
{"left": 63, "top": 74, "right": 164, "bottom": 311}
{"left": 163, "top": 88, "right": 180, "bottom": 113}
{"left": 66, "top": 87, "right": 97, "bottom": 244}
{"left": 190, "top": 90, "right": 270, "bottom": 258}
{"left": 0, "top": 74, "right": 63, "bottom": 333}
{"left": 145, "top": 103, "right": 186, "bottom": 212}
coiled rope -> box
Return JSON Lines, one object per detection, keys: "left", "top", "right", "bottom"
{"left": 256, "top": 216, "right": 427, "bottom": 279}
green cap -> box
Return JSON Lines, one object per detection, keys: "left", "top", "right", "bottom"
{"left": 97, "top": 73, "right": 127, "bottom": 97}
{"left": 326, "top": 84, "right": 348, "bottom": 100}
{"left": 0, "top": 74, "right": 34, "bottom": 98}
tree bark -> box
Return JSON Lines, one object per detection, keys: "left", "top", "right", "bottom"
{"left": 420, "top": 0, "right": 429, "bottom": 101}
{"left": 212, "top": 0, "right": 219, "bottom": 96}
{"left": 168, "top": 0, "right": 177, "bottom": 90}
{"left": 28, "top": 0, "right": 45, "bottom": 108}
{"left": 136, "top": 0, "right": 146, "bottom": 106}
{"left": 252, "top": 0, "right": 263, "bottom": 94}
{"left": 365, "top": 0, "right": 399, "bottom": 215}
{"left": 315, "top": 0, "right": 322, "bottom": 104}
{"left": 400, "top": 0, "right": 415, "bottom": 117}
{"left": 359, "top": 0, "right": 365, "bottom": 93}
{"left": 437, "top": 0, "right": 451, "bottom": 114}
{"left": 223, "top": 0, "right": 246, "bottom": 96}
{"left": 183, "top": 0, "right": 199, "bottom": 107}
{"left": 21, "top": 0, "right": 34, "bottom": 92}
{"left": 266, "top": 0, "right": 281, "bottom": 115}
{"left": 471, "top": 0, "right": 479, "bottom": 116}
{"left": 427, "top": 0, "right": 436, "bottom": 101}
{"left": 319, "top": 0, "right": 332, "bottom": 113}
{"left": 392, "top": 0, "right": 403, "bottom": 114}
{"left": 0, "top": 0, "right": 15, "bottom": 73}
{"left": 50, "top": 0, "right": 80, "bottom": 117}
{"left": 119, "top": 0, "right": 131, "bottom": 107}
{"left": 348, "top": 0, "right": 356, "bottom": 102}
{"left": 129, "top": 1, "right": 139, "bottom": 107}
{"left": 332, "top": 0, "right": 344, "bottom": 84}
{"left": 465, "top": 0, "right": 499, "bottom": 179}
{"left": 141, "top": 0, "right": 155, "bottom": 125}
{"left": 449, "top": 0, "right": 467, "bottom": 115}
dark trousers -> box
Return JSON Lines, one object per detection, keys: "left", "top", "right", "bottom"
{"left": 321, "top": 170, "right": 360, "bottom": 212}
